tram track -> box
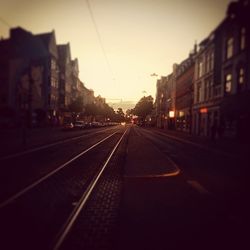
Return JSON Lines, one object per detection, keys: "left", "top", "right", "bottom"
{"left": 1, "top": 126, "right": 119, "bottom": 161}
{"left": 53, "top": 127, "right": 128, "bottom": 250}
{"left": 0, "top": 126, "right": 129, "bottom": 250}
{"left": 0, "top": 126, "right": 121, "bottom": 203}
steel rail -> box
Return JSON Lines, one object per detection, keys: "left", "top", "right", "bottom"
{"left": 53, "top": 127, "right": 128, "bottom": 250}
{"left": 1, "top": 126, "right": 118, "bottom": 160}
{"left": 0, "top": 131, "right": 118, "bottom": 209}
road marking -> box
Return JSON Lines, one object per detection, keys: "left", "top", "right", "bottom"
{"left": 187, "top": 180, "right": 211, "bottom": 195}
{"left": 124, "top": 168, "right": 180, "bottom": 179}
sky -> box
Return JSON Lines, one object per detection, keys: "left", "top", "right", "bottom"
{"left": 0, "top": 0, "right": 231, "bottom": 109}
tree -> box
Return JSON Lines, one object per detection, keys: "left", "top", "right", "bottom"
{"left": 126, "top": 109, "right": 133, "bottom": 117}
{"left": 116, "top": 107, "right": 125, "bottom": 122}
{"left": 117, "top": 108, "right": 124, "bottom": 117}
{"left": 133, "top": 96, "right": 154, "bottom": 120}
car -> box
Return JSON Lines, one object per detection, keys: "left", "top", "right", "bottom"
{"left": 91, "top": 121, "right": 102, "bottom": 128}
{"left": 74, "top": 121, "right": 85, "bottom": 129}
{"left": 62, "top": 122, "right": 74, "bottom": 130}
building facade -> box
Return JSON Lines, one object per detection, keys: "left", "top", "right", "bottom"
{"left": 175, "top": 54, "right": 195, "bottom": 133}
{"left": 220, "top": 0, "right": 250, "bottom": 140}
{"left": 0, "top": 27, "right": 60, "bottom": 126}
{"left": 0, "top": 26, "right": 99, "bottom": 127}
{"left": 192, "top": 0, "right": 250, "bottom": 140}
{"left": 192, "top": 33, "right": 222, "bottom": 137}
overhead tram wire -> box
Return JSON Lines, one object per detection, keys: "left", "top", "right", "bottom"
{"left": 0, "top": 16, "right": 11, "bottom": 28}
{"left": 85, "top": 0, "right": 116, "bottom": 84}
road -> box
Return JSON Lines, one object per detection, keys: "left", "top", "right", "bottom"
{"left": 0, "top": 124, "right": 248, "bottom": 250}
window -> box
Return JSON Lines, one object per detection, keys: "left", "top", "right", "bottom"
{"left": 196, "top": 83, "right": 201, "bottom": 103}
{"left": 198, "top": 61, "right": 203, "bottom": 78}
{"left": 206, "top": 52, "right": 214, "bottom": 73}
{"left": 240, "top": 27, "right": 246, "bottom": 50}
{"left": 204, "top": 81, "right": 209, "bottom": 100}
{"left": 205, "top": 54, "right": 209, "bottom": 73}
{"left": 225, "top": 74, "right": 232, "bottom": 93}
{"left": 208, "top": 80, "right": 212, "bottom": 99}
{"left": 238, "top": 68, "right": 244, "bottom": 84}
{"left": 51, "top": 77, "right": 58, "bottom": 88}
{"left": 226, "top": 37, "right": 234, "bottom": 59}
{"left": 51, "top": 59, "right": 57, "bottom": 70}
{"left": 210, "top": 52, "right": 214, "bottom": 71}
{"left": 238, "top": 67, "right": 245, "bottom": 91}
{"left": 204, "top": 79, "right": 212, "bottom": 100}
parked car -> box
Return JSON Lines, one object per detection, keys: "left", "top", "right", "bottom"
{"left": 91, "top": 121, "right": 102, "bottom": 128}
{"left": 74, "top": 121, "right": 85, "bottom": 129}
{"left": 84, "top": 122, "right": 92, "bottom": 129}
{"left": 62, "top": 122, "right": 74, "bottom": 131}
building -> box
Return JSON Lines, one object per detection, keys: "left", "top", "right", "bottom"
{"left": 155, "top": 76, "right": 167, "bottom": 128}
{"left": 192, "top": 0, "right": 250, "bottom": 140}
{"left": 175, "top": 52, "right": 196, "bottom": 133}
{"left": 155, "top": 64, "right": 179, "bottom": 130}
{"left": 0, "top": 27, "right": 59, "bottom": 126}
{"left": 71, "top": 58, "right": 80, "bottom": 102}
{"left": 220, "top": 0, "right": 250, "bottom": 140}
{"left": 57, "top": 43, "right": 72, "bottom": 111}
{"left": 35, "top": 29, "right": 59, "bottom": 124}
{"left": 192, "top": 32, "right": 222, "bottom": 137}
